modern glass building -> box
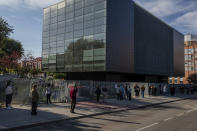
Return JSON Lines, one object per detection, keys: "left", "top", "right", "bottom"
{"left": 42, "top": 0, "right": 184, "bottom": 82}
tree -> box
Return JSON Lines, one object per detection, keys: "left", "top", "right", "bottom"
{"left": 0, "top": 17, "right": 13, "bottom": 45}
{"left": 0, "top": 38, "right": 24, "bottom": 58}
{"left": 18, "top": 51, "right": 35, "bottom": 76}
{"left": 0, "top": 51, "right": 21, "bottom": 73}
{"left": 187, "top": 74, "right": 197, "bottom": 84}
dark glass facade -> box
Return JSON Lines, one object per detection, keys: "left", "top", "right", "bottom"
{"left": 42, "top": 0, "right": 106, "bottom": 72}
{"left": 42, "top": 0, "right": 184, "bottom": 81}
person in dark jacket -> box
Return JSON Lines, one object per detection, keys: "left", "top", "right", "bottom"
{"left": 134, "top": 84, "right": 140, "bottom": 97}
{"left": 95, "top": 86, "right": 101, "bottom": 102}
{"left": 31, "top": 85, "right": 39, "bottom": 115}
{"left": 70, "top": 85, "right": 78, "bottom": 113}
{"left": 46, "top": 83, "right": 52, "bottom": 104}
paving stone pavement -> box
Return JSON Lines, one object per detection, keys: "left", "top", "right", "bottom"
{"left": 0, "top": 94, "right": 197, "bottom": 130}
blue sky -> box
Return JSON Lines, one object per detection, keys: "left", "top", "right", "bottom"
{"left": 0, "top": 0, "right": 197, "bottom": 57}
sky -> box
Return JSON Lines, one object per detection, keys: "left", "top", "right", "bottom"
{"left": 0, "top": 0, "right": 197, "bottom": 57}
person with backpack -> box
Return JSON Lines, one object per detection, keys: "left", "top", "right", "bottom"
{"left": 31, "top": 85, "right": 39, "bottom": 115}
{"left": 5, "top": 81, "right": 13, "bottom": 109}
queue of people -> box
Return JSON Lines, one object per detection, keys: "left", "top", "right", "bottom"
{"left": 2, "top": 79, "right": 197, "bottom": 116}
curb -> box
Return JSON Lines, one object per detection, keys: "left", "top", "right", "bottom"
{"left": 1, "top": 96, "right": 197, "bottom": 131}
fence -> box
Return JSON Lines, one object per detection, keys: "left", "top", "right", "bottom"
{"left": 0, "top": 77, "right": 196, "bottom": 105}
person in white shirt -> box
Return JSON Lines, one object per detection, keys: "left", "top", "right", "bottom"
{"left": 5, "top": 81, "right": 13, "bottom": 109}
{"left": 163, "top": 84, "right": 167, "bottom": 95}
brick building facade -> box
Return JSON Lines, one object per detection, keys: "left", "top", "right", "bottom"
{"left": 169, "top": 34, "right": 197, "bottom": 84}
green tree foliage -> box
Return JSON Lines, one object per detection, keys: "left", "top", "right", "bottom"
{"left": 53, "top": 73, "right": 66, "bottom": 79}
{"left": 47, "top": 72, "right": 66, "bottom": 79}
{"left": 0, "top": 17, "right": 24, "bottom": 73}
{"left": 0, "top": 38, "right": 24, "bottom": 58}
{"left": 0, "top": 17, "right": 13, "bottom": 45}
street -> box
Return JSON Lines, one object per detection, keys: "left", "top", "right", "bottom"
{"left": 19, "top": 98, "right": 197, "bottom": 131}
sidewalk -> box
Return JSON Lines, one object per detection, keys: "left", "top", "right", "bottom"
{"left": 0, "top": 94, "right": 197, "bottom": 130}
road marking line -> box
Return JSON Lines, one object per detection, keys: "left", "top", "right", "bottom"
{"left": 164, "top": 117, "right": 173, "bottom": 121}
{"left": 135, "top": 123, "right": 159, "bottom": 131}
{"left": 176, "top": 113, "right": 184, "bottom": 117}
{"left": 187, "top": 108, "right": 197, "bottom": 113}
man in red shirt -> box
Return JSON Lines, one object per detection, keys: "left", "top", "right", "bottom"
{"left": 70, "top": 85, "right": 78, "bottom": 113}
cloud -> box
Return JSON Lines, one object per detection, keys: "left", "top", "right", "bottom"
{"left": 172, "top": 10, "right": 197, "bottom": 34}
{"left": 133, "top": 0, "right": 196, "bottom": 18}
{"left": 133, "top": 0, "right": 197, "bottom": 34}
{"left": 0, "top": 0, "right": 63, "bottom": 9}
{"left": 0, "top": 0, "right": 21, "bottom": 7}
{"left": 23, "top": 0, "right": 63, "bottom": 8}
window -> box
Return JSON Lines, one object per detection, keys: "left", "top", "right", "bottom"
{"left": 84, "top": 0, "right": 94, "bottom": 7}
{"left": 94, "top": 48, "right": 105, "bottom": 56}
{"left": 84, "top": 13, "right": 94, "bottom": 21}
{"left": 43, "top": 31, "right": 49, "bottom": 38}
{"left": 51, "top": 11, "right": 57, "bottom": 18}
{"left": 94, "top": 1, "right": 106, "bottom": 11}
{"left": 66, "top": 25, "right": 74, "bottom": 33}
{"left": 74, "top": 23, "right": 83, "bottom": 30}
{"left": 43, "top": 44, "right": 49, "bottom": 49}
{"left": 75, "top": 8, "right": 83, "bottom": 17}
{"left": 74, "top": 30, "right": 83, "bottom": 38}
{"left": 44, "top": 7, "right": 50, "bottom": 14}
{"left": 50, "top": 23, "right": 57, "bottom": 30}
{"left": 43, "top": 37, "right": 49, "bottom": 44}
{"left": 65, "top": 32, "right": 73, "bottom": 39}
{"left": 49, "top": 42, "right": 56, "bottom": 47}
{"left": 50, "top": 47, "right": 57, "bottom": 54}
{"left": 74, "top": 16, "right": 83, "bottom": 24}
{"left": 58, "top": 15, "right": 65, "bottom": 22}
{"left": 65, "top": 39, "right": 73, "bottom": 50}
{"left": 95, "top": 10, "right": 106, "bottom": 19}
{"left": 94, "top": 33, "right": 105, "bottom": 41}
{"left": 57, "top": 34, "right": 65, "bottom": 41}
{"left": 58, "top": 2, "right": 65, "bottom": 9}
{"left": 51, "top": 17, "right": 57, "bottom": 24}
{"left": 43, "top": 25, "right": 50, "bottom": 32}
{"left": 66, "top": 12, "right": 74, "bottom": 19}
{"left": 66, "top": 4, "right": 74, "bottom": 12}
{"left": 50, "top": 36, "right": 57, "bottom": 42}
{"left": 57, "top": 28, "right": 65, "bottom": 34}
{"left": 66, "top": 0, "right": 74, "bottom": 6}
{"left": 57, "top": 46, "right": 65, "bottom": 54}
{"left": 84, "top": 28, "right": 93, "bottom": 36}
{"left": 84, "top": 5, "right": 94, "bottom": 14}
{"left": 57, "top": 41, "right": 64, "bottom": 47}
{"left": 84, "top": 20, "right": 94, "bottom": 28}
{"left": 58, "top": 8, "right": 65, "bottom": 16}
{"left": 58, "top": 21, "right": 65, "bottom": 28}
{"left": 94, "top": 17, "right": 106, "bottom": 26}
{"left": 94, "top": 25, "right": 106, "bottom": 34}
{"left": 84, "top": 49, "right": 93, "bottom": 57}
{"left": 75, "top": 1, "right": 83, "bottom": 9}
